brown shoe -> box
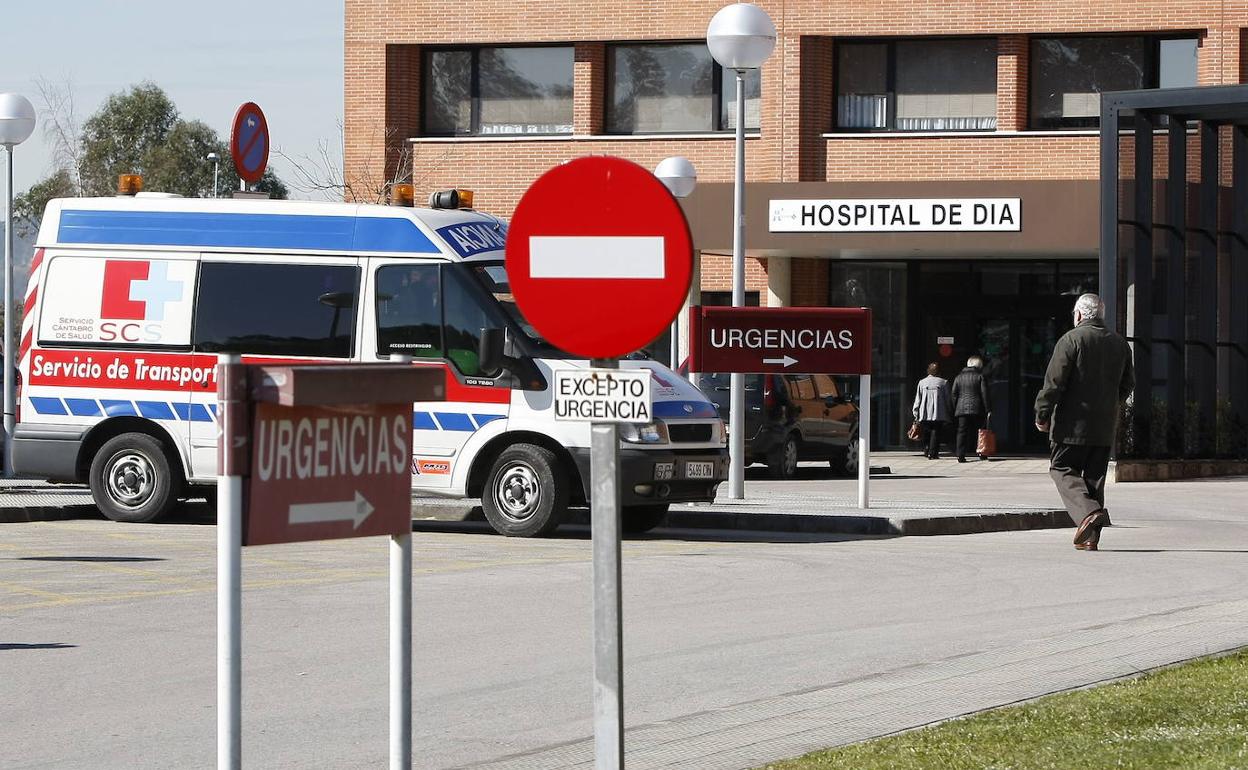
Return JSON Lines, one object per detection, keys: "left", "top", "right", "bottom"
{"left": 1074, "top": 540, "right": 1099, "bottom": 551}
{"left": 1073, "top": 510, "right": 1109, "bottom": 545}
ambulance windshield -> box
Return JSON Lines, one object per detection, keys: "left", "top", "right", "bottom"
{"left": 471, "top": 263, "right": 560, "bottom": 351}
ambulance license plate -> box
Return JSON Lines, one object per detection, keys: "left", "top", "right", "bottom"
{"left": 684, "top": 461, "right": 715, "bottom": 479}
{"left": 654, "top": 462, "right": 674, "bottom": 481}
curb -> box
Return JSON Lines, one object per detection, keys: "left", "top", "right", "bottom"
{"left": 412, "top": 502, "right": 1074, "bottom": 537}
{"left": 4, "top": 496, "right": 1074, "bottom": 538}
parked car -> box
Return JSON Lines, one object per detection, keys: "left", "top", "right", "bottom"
{"left": 684, "top": 370, "right": 860, "bottom": 479}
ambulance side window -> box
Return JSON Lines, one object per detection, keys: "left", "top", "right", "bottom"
{"left": 193, "top": 263, "right": 359, "bottom": 357}
{"left": 376, "top": 265, "right": 442, "bottom": 358}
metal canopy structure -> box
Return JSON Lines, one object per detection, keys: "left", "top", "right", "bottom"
{"left": 1100, "top": 84, "right": 1248, "bottom": 458}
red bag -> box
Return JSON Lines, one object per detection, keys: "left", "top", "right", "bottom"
{"left": 976, "top": 428, "right": 997, "bottom": 457}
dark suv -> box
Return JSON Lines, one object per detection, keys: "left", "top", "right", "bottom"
{"left": 690, "top": 372, "right": 860, "bottom": 479}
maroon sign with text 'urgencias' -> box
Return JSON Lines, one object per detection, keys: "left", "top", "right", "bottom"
{"left": 688, "top": 306, "right": 872, "bottom": 375}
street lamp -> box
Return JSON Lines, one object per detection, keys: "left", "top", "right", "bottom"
{"left": 707, "top": 3, "right": 775, "bottom": 500}
{"left": 206, "top": 152, "right": 221, "bottom": 198}
{"left": 0, "top": 92, "right": 36, "bottom": 478}
{"left": 655, "top": 156, "right": 697, "bottom": 371}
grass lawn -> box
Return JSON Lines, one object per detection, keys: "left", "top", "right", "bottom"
{"left": 759, "top": 649, "right": 1248, "bottom": 770}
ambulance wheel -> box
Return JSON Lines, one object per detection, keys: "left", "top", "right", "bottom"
{"left": 622, "top": 504, "right": 669, "bottom": 534}
{"left": 89, "top": 433, "right": 183, "bottom": 523}
{"left": 482, "top": 443, "right": 567, "bottom": 537}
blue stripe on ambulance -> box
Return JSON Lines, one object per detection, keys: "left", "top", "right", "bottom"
{"left": 30, "top": 397, "right": 214, "bottom": 422}
{"left": 56, "top": 210, "right": 440, "bottom": 254}
{"left": 412, "top": 411, "right": 505, "bottom": 432}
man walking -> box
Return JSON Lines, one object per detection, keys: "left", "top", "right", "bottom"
{"left": 951, "top": 356, "right": 991, "bottom": 463}
{"left": 1034, "top": 293, "right": 1134, "bottom": 551}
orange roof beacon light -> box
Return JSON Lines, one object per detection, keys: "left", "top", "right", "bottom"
{"left": 117, "top": 174, "right": 143, "bottom": 196}
{"left": 389, "top": 183, "right": 415, "bottom": 207}
{"left": 428, "top": 189, "right": 474, "bottom": 210}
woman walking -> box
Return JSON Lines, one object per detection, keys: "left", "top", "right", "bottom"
{"left": 951, "top": 356, "right": 992, "bottom": 463}
{"left": 913, "top": 363, "right": 953, "bottom": 459}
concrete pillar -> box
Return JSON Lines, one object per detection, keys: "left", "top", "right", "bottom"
{"left": 678, "top": 251, "right": 702, "bottom": 369}
{"left": 767, "top": 256, "right": 791, "bottom": 308}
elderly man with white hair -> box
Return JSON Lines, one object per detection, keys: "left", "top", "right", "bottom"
{"left": 1034, "top": 293, "right": 1135, "bottom": 551}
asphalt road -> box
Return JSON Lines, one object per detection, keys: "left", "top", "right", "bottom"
{"left": 3, "top": 472, "right": 1247, "bottom": 769}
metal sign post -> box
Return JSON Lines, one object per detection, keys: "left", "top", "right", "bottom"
{"left": 215, "top": 361, "right": 442, "bottom": 770}
{"left": 506, "top": 156, "right": 692, "bottom": 770}
{"left": 688, "top": 306, "right": 873, "bottom": 509}
{"left": 589, "top": 358, "right": 625, "bottom": 768}
{"left": 389, "top": 355, "right": 413, "bottom": 770}
{"left": 217, "top": 353, "right": 245, "bottom": 770}
{"left": 858, "top": 373, "right": 871, "bottom": 510}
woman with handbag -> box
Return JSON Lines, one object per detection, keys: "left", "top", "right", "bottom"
{"left": 951, "top": 356, "right": 993, "bottom": 463}
{"left": 912, "top": 363, "right": 953, "bottom": 460}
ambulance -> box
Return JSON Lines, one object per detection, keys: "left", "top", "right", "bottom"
{"left": 13, "top": 185, "right": 728, "bottom": 536}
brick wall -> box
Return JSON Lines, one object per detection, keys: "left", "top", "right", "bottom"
{"left": 345, "top": 0, "right": 1248, "bottom": 303}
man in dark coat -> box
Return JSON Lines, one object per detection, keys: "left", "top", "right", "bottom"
{"left": 951, "top": 356, "right": 991, "bottom": 463}
{"left": 1034, "top": 293, "right": 1134, "bottom": 551}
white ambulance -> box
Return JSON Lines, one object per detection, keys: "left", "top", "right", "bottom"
{"left": 14, "top": 189, "right": 727, "bottom": 536}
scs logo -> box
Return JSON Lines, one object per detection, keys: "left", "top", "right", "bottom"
{"left": 99, "top": 260, "right": 186, "bottom": 343}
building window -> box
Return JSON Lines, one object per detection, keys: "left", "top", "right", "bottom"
{"left": 607, "top": 43, "right": 761, "bottom": 133}
{"left": 835, "top": 38, "right": 998, "bottom": 131}
{"left": 1029, "top": 35, "right": 1198, "bottom": 129}
{"left": 194, "top": 263, "right": 359, "bottom": 358}
{"left": 422, "top": 46, "right": 574, "bottom": 136}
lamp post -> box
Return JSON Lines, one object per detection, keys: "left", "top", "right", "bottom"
{"left": 206, "top": 152, "right": 221, "bottom": 198}
{"left": 0, "top": 93, "right": 35, "bottom": 478}
{"left": 654, "top": 156, "right": 697, "bottom": 371}
{"left": 707, "top": 3, "right": 775, "bottom": 500}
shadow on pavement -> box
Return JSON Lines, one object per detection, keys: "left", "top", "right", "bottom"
{"left": 409, "top": 519, "right": 891, "bottom": 544}
{"left": 1102, "top": 548, "right": 1248, "bottom": 553}
{"left": 0, "top": 643, "right": 77, "bottom": 651}
{"left": 17, "top": 556, "right": 165, "bottom": 563}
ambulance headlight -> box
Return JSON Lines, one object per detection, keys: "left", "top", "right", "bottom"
{"left": 620, "top": 422, "right": 668, "bottom": 444}
{"left": 715, "top": 420, "right": 727, "bottom": 446}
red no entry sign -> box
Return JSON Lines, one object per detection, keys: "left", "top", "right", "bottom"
{"left": 688, "top": 306, "right": 873, "bottom": 375}
{"left": 505, "top": 156, "right": 693, "bottom": 358}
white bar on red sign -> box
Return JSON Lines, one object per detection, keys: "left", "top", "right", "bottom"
{"left": 529, "top": 236, "right": 665, "bottom": 279}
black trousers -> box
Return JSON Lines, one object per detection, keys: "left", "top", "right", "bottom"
{"left": 955, "top": 414, "right": 985, "bottom": 459}
{"left": 1049, "top": 442, "right": 1111, "bottom": 521}
{"left": 921, "top": 420, "right": 944, "bottom": 458}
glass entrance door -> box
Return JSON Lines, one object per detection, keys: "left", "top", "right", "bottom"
{"left": 922, "top": 314, "right": 1061, "bottom": 452}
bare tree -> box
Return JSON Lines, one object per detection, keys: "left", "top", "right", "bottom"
{"left": 34, "top": 76, "right": 84, "bottom": 194}
{"left": 276, "top": 120, "right": 452, "bottom": 203}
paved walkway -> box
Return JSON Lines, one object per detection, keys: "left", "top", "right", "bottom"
{"left": 0, "top": 455, "right": 1068, "bottom": 535}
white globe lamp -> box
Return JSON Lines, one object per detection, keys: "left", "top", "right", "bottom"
{"left": 0, "top": 93, "right": 36, "bottom": 147}
{"left": 707, "top": 3, "right": 777, "bottom": 71}
{"left": 654, "top": 156, "right": 697, "bottom": 200}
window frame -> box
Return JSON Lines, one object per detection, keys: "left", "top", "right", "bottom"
{"left": 1027, "top": 32, "right": 1200, "bottom": 130}
{"left": 832, "top": 36, "right": 999, "bottom": 133}
{"left": 604, "top": 40, "right": 761, "bottom": 135}
{"left": 420, "top": 44, "right": 575, "bottom": 138}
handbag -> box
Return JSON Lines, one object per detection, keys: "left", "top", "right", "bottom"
{"left": 976, "top": 428, "right": 998, "bottom": 457}
{"left": 907, "top": 421, "right": 921, "bottom": 442}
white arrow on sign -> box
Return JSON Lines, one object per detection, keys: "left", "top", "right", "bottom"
{"left": 763, "top": 355, "right": 798, "bottom": 368}
{"left": 288, "top": 491, "right": 375, "bottom": 529}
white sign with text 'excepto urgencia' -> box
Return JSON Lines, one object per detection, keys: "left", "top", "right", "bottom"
{"left": 553, "top": 369, "right": 652, "bottom": 423}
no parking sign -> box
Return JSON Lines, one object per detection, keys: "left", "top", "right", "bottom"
{"left": 230, "top": 102, "right": 269, "bottom": 185}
